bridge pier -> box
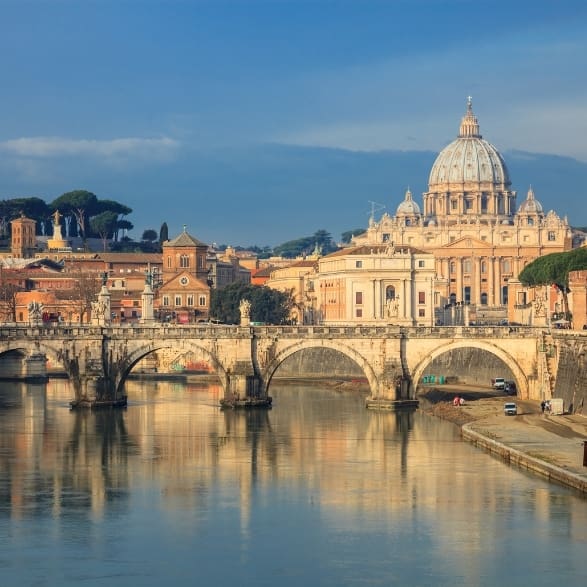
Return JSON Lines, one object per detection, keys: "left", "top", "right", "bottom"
{"left": 366, "top": 376, "right": 418, "bottom": 410}
{"left": 220, "top": 373, "right": 272, "bottom": 409}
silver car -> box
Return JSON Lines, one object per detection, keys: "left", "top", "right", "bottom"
{"left": 504, "top": 402, "right": 517, "bottom": 416}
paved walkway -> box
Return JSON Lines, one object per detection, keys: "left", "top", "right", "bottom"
{"left": 420, "top": 387, "right": 587, "bottom": 494}
{"left": 461, "top": 399, "right": 587, "bottom": 494}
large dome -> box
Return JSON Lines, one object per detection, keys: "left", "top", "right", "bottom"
{"left": 428, "top": 99, "right": 510, "bottom": 189}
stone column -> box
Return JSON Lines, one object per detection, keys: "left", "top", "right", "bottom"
{"left": 456, "top": 257, "right": 463, "bottom": 302}
{"left": 141, "top": 283, "right": 155, "bottom": 324}
{"left": 474, "top": 257, "right": 481, "bottom": 304}
{"left": 488, "top": 256, "right": 495, "bottom": 306}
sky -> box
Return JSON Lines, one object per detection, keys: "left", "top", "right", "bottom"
{"left": 1, "top": 0, "right": 587, "bottom": 246}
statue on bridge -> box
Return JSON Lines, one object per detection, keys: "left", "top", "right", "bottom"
{"left": 239, "top": 298, "right": 251, "bottom": 326}
{"left": 28, "top": 301, "right": 44, "bottom": 325}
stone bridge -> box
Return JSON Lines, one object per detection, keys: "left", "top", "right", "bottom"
{"left": 0, "top": 323, "right": 554, "bottom": 409}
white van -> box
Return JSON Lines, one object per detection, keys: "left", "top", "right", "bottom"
{"left": 493, "top": 377, "right": 505, "bottom": 390}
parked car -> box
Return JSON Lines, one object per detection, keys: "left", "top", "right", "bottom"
{"left": 504, "top": 381, "right": 517, "bottom": 395}
{"left": 503, "top": 402, "right": 517, "bottom": 416}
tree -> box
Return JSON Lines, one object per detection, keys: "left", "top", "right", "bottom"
{"left": 90, "top": 211, "right": 119, "bottom": 251}
{"left": 116, "top": 219, "right": 134, "bottom": 241}
{"left": 519, "top": 247, "right": 587, "bottom": 318}
{"left": 0, "top": 283, "right": 21, "bottom": 322}
{"left": 341, "top": 228, "right": 366, "bottom": 244}
{"left": 50, "top": 190, "right": 99, "bottom": 245}
{"left": 66, "top": 272, "right": 102, "bottom": 324}
{"left": 210, "top": 283, "right": 294, "bottom": 325}
{"left": 159, "top": 222, "right": 169, "bottom": 244}
{"left": 142, "top": 229, "right": 158, "bottom": 242}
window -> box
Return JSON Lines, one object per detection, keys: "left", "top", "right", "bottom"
{"left": 464, "top": 286, "right": 471, "bottom": 303}
{"left": 199, "top": 295, "right": 207, "bottom": 306}
{"left": 463, "top": 259, "right": 471, "bottom": 273}
{"left": 386, "top": 285, "right": 395, "bottom": 300}
{"left": 481, "top": 195, "right": 488, "bottom": 213}
{"left": 465, "top": 199, "right": 473, "bottom": 211}
{"left": 480, "top": 292, "right": 488, "bottom": 305}
{"left": 418, "top": 260, "right": 425, "bottom": 268}
{"left": 162, "top": 295, "right": 170, "bottom": 307}
{"left": 548, "top": 231, "right": 556, "bottom": 241}
{"left": 355, "top": 260, "right": 362, "bottom": 268}
{"left": 174, "top": 295, "right": 182, "bottom": 306}
{"left": 451, "top": 200, "right": 458, "bottom": 210}
{"left": 356, "top": 308, "right": 362, "bottom": 318}
{"left": 450, "top": 262, "right": 456, "bottom": 274}
{"left": 527, "top": 217, "right": 534, "bottom": 226}
{"left": 481, "top": 260, "right": 487, "bottom": 273}
{"left": 382, "top": 233, "right": 390, "bottom": 242}
{"left": 501, "top": 285, "right": 509, "bottom": 305}
{"left": 166, "top": 256, "right": 171, "bottom": 268}
{"left": 418, "top": 308, "right": 425, "bottom": 317}
{"left": 180, "top": 254, "right": 190, "bottom": 268}
{"left": 418, "top": 291, "right": 425, "bottom": 304}
{"left": 187, "top": 295, "right": 194, "bottom": 306}
{"left": 355, "top": 292, "right": 363, "bottom": 305}
{"left": 502, "top": 259, "right": 511, "bottom": 273}
{"left": 517, "top": 292, "right": 527, "bottom": 305}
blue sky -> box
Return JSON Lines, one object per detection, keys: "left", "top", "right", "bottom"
{"left": 1, "top": 0, "right": 587, "bottom": 245}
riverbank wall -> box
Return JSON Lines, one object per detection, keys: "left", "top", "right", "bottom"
{"left": 462, "top": 424, "right": 587, "bottom": 494}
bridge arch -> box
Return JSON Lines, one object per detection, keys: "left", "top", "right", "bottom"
{"left": 0, "top": 341, "right": 64, "bottom": 370}
{"left": 262, "top": 339, "right": 377, "bottom": 396}
{"left": 116, "top": 341, "right": 229, "bottom": 395}
{"left": 410, "top": 339, "right": 529, "bottom": 398}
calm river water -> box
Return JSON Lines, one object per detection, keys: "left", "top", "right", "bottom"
{"left": 0, "top": 378, "right": 586, "bottom": 587}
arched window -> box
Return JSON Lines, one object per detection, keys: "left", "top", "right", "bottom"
{"left": 450, "top": 262, "right": 456, "bottom": 274}
{"left": 180, "top": 254, "right": 190, "bottom": 268}
{"left": 386, "top": 286, "right": 395, "bottom": 300}
{"left": 480, "top": 292, "right": 488, "bottom": 305}
{"left": 481, "top": 260, "right": 487, "bottom": 273}
{"left": 449, "top": 293, "right": 457, "bottom": 305}
{"left": 463, "top": 259, "right": 471, "bottom": 274}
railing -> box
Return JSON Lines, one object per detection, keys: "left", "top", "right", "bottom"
{"left": 0, "top": 322, "right": 551, "bottom": 341}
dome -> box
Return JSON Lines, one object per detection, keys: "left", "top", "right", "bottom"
{"left": 396, "top": 188, "right": 421, "bottom": 215}
{"left": 428, "top": 98, "right": 510, "bottom": 189}
{"left": 517, "top": 186, "right": 543, "bottom": 214}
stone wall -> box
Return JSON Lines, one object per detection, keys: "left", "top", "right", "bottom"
{"left": 273, "top": 348, "right": 364, "bottom": 379}
{"left": 553, "top": 337, "right": 587, "bottom": 415}
{"left": 423, "top": 348, "right": 514, "bottom": 387}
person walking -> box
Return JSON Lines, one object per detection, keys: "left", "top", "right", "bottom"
{"left": 541, "top": 400, "right": 546, "bottom": 414}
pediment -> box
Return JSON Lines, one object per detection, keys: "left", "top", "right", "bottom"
{"left": 439, "top": 236, "right": 492, "bottom": 250}
{"left": 159, "top": 271, "right": 209, "bottom": 292}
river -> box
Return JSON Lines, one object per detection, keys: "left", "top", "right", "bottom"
{"left": 0, "top": 378, "right": 585, "bottom": 586}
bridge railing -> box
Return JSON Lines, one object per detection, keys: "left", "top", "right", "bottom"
{"left": 0, "top": 322, "right": 550, "bottom": 341}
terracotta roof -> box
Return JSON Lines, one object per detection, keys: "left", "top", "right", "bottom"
{"left": 164, "top": 231, "right": 207, "bottom": 248}
{"left": 97, "top": 253, "right": 162, "bottom": 263}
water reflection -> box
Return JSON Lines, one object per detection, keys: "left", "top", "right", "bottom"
{"left": 0, "top": 379, "right": 585, "bottom": 586}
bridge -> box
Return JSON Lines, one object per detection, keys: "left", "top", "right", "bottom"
{"left": 0, "top": 323, "right": 554, "bottom": 409}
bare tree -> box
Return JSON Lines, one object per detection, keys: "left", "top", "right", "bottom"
{"left": 0, "top": 283, "right": 21, "bottom": 322}
{"left": 66, "top": 272, "right": 102, "bottom": 324}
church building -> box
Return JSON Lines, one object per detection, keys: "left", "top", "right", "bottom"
{"left": 353, "top": 98, "right": 572, "bottom": 320}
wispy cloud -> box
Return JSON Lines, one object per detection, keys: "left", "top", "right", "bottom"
{"left": 0, "top": 136, "right": 180, "bottom": 160}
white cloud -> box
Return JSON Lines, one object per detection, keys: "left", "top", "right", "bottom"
{"left": 0, "top": 136, "right": 180, "bottom": 160}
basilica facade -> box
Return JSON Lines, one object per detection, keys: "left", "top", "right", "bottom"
{"left": 353, "top": 99, "right": 572, "bottom": 319}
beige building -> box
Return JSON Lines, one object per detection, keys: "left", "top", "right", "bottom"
{"left": 316, "top": 244, "right": 436, "bottom": 326}
{"left": 353, "top": 99, "right": 572, "bottom": 317}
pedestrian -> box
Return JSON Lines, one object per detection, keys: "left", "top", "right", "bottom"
{"left": 453, "top": 396, "right": 460, "bottom": 407}
{"left": 459, "top": 397, "right": 465, "bottom": 406}
{"left": 540, "top": 400, "right": 545, "bottom": 413}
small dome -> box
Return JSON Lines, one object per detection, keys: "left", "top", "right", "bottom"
{"left": 396, "top": 188, "right": 421, "bottom": 215}
{"left": 517, "top": 186, "right": 543, "bottom": 214}
{"left": 428, "top": 98, "right": 510, "bottom": 189}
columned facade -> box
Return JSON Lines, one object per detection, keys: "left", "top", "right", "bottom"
{"left": 353, "top": 99, "right": 572, "bottom": 322}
